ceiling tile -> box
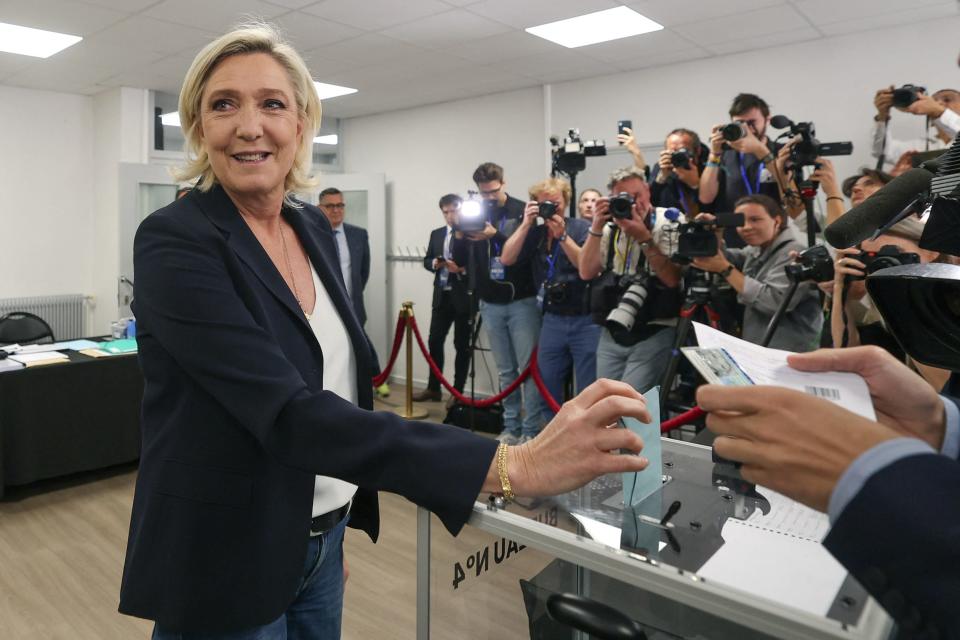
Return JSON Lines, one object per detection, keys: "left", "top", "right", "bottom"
{"left": 0, "top": 52, "right": 35, "bottom": 82}
{"left": 672, "top": 5, "right": 811, "bottom": 45}
{"left": 791, "top": 0, "right": 943, "bottom": 25}
{"left": 442, "top": 30, "right": 560, "bottom": 64}
{"left": 815, "top": 3, "right": 958, "bottom": 36}
{"left": 5, "top": 57, "right": 117, "bottom": 91}
{"left": 625, "top": 0, "right": 787, "bottom": 28}
{"left": 272, "top": 11, "right": 364, "bottom": 51}
{"left": 439, "top": 0, "right": 485, "bottom": 6}
{"left": 305, "top": 33, "right": 429, "bottom": 68}
{"left": 46, "top": 39, "right": 166, "bottom": 72}
{"left": 144, "top": 0, "right": 288, "bottom": 32}
{"left": 76, "top": 0, "right": 161, "bottom": 11}
{"left": 0, "top": 0, "right": 127, "bottom": 36}
{"left": 93, "top": 16, "right": 217, "bottom": 56}
{"left": 262, "top": 0, "right": 322, "bottom": 9}
{"left": 465, "top": 0, "right": 619, "bottom": 29}
{"left": 300, "top": 0, "right": 452, "bottom": 31}
{"left": 96, "top": 69, "right": 183, "bottom": 94}
{"left": 704, "top": 25, "right": 821, "bottom": 55}
{"left": 577, "top": 28, "right": 699, "bottom": 64}
{"left": 612, "top": 46, "right": 712, "bottom": 71}
{"left": 507, "top": 49, "right": 616, "bottom": 81}
{"left": 380, "top": 9, "right": 513, "bottom": 50}
{"left": 321, "top": 51, "right": 473, "bottom": 89}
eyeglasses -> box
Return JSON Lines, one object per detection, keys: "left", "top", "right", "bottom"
{"left": 478, "top": 185, "right": 502, "bottom": 197}
{"left": 321, "top": 203, "right": 346, "bottom": 210}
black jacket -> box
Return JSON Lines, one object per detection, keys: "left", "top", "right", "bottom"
{"left": 423, "top": 226, "right": 469, "bottom": 311}
{"left": 119, "top": 186, "right": 496, "bottom": 632}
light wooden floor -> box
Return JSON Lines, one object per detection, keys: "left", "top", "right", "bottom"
{"left": 0, "top": 396, "right": 520, "bottom": 639}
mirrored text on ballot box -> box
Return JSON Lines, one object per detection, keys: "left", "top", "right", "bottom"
{"left": 415, "top": 439, "right": 894, "bottom": 640}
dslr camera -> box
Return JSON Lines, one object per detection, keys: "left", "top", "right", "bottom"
{"left": 848, "top": 245, "right": 921, "bottom": 281}
{"left": 608, "top": 192, "right": 635, "bottom": 220}
{"left": 785, "top": 245, "right": 834, "bottom": 283}
{"left": 670, "top": 148, "right": 693, "bottom": 170}
{"left": 770, "top": 115, "right": 853, "bottom": 168}
{"left": 605, "top": 275, "right": 650, "bottom": 334}
{"left": 673, "top": 213, "right": 745, "bottom": 261}
{"left": 892, "top": 84, "right": 926, "bottom": 109}
{"left": 720, "top": 122, "right": 750, "bottom": 142}
{"left": 537, "top": 200, "right": 559, "bottom": 221}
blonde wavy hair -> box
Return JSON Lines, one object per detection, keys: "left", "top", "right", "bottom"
{"left": 173, "top": 21, "right": 321, "bottom": 200}
{"left": 528, "top": 177, "right": 572, "bottom": 208}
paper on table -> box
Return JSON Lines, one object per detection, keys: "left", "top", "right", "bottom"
{"left": 692, "top": 322, "right": 876, "bottom": 421}
{"left": 0, "top": 358, "right": 24, "bottom": 372}
{"left": 9, "top": 351, "right": 69, "bottom": 365}
{"left": 622, "top": 387, "right": 661, "bottom": 507}
{"left": 748, "top": 486, "right": 831, "bottom": 542}
{"left": 697, "top": 516, "right": 847, "bottom": 617}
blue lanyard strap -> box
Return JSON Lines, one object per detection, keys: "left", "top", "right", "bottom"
{"left": 739, "top": 152, "right": 762, "bottom": 195}
{"left": 544, "top": 239, "right": 562, "bottom": 281}
{"left": 675, "top": 181, "right": 689, "bottom": 213}
{"left": 492, "top": 213, "right": 506, "bottom": 255}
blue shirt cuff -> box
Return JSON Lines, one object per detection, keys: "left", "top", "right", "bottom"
{"left": 828, "top": 437, "right": 937, "bottom": 524}
{"left": 940, "top": 395, "right": 960, "bottom": 459}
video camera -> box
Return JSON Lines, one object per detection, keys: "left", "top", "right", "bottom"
{"left": 785, "top": 245, "right": 833, "bottom": 283}
{"left": 770, "top": 115, "right": 853, "bottom": 168}
{"left": 672, "top": 213, "right": 745, "bottom": 261}
{"left": 848, "top": 245, "right": 920, "bottom": 280}
{"left": 455, "top": 192, "right": 493, "bottom": 233}
{"left": 550, "top": 128, "right": 607, "bottom": 175}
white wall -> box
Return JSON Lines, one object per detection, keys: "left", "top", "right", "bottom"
{"left": 340, "top": 16, "right": 960, "bottom": 392}
{"left": 0, "top": 86, "right": 95, "bottom": 303}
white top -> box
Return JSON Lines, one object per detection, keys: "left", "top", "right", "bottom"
{"left": 307, "top": 262, "right": 358, "bottom": 518}
{"left": 870, "top": 110, "right": 959, "bottom": 168}
{"left": 332, "top": 224, "right": 353, "bottom": 300}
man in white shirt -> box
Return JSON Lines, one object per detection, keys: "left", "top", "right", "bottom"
{"left": 871, "top": 86, "right": 960, "bottom": 170}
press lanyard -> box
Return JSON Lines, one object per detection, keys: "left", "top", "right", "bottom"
{"left": 613, "top": 228, "right": 636, "bottom": 274}
{"left": 738, "top": 152, "right": 762, "bottom": 195}
{"left": 675, "top": 181, "right": 688, "bottom": 213}
{"left": 492, "top": 213, "right": 506, "bottom": 255}
{"left": 544, "top": 240, "right": 562, "bottom": 282}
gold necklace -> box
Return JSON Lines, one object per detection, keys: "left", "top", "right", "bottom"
{"left": 279, "top": 224, "right": 312, "bottom": 320}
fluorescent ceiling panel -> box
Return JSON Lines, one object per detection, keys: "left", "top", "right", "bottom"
{"left": 313, "top": 134, "right": 339, "bottom": 145}
{"left": 0, "top": 22, "right": 82, "bottom": 58}
{"left": 525, "top": 6, "right": 663, "bottom": 48}
{"left": 313, "top": 81, "right": 357, "bottom": 100}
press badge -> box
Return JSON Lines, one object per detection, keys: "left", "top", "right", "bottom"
{"left": 490, "top": 257, "right": 506, "bottom": 280}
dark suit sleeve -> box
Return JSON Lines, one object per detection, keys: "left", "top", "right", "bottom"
{"left": 823, "top": 453, "right": 960, "bottom": 637}
{"left": 134, "top": 214, "right": 496, "bottom": 535}
{"left": 360, "top": 227, "right": 370, "bottom": 289}
{"left": 423, "top": 229, "right": 439, "bottom": 272}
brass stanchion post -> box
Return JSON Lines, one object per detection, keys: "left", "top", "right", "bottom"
{"left": 393, "top": 301, "right": 429, "bottom": 420}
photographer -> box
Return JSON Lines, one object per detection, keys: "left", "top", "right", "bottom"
{"left": 501, "top": 178, "right": 598, "bottom": 424}
{"left": 579, "top": 168, "right": 684, "bottom": 394}
{"left": 872, "top": 86, "right": 960, "bottom": 170}
{"left": 649, "top": 128, "right": 707, "bottom": 216}
{"left": 467, "top": 162, "right": 544, "bottom": 446}
{"left": 700, "top": 94, "right": 783, "bottom": 231}
{"left": 691, "top": 195, "right": 822, "bottom": 352}
{"left": 577, "top": 188, "right": 602, "bottom": 222}
{"left": 829, "top": 218, "right": 949, "bottom": 390}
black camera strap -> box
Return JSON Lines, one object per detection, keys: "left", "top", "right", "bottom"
{"left": 604, "top": 223, "right": 617, "bottom": 272}
{"left": 748, "top": 238, "right": 793, "bottom": 276}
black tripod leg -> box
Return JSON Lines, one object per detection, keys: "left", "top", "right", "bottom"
{"left": 760, "top": 280, "right": 799, "bottom": 348}
{"left": 659, "top": 311, "right": 695, "bottom": 414}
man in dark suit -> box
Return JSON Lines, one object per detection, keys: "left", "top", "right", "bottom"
{"left": 413, "top": 194, "right": 471, "bottom": 404}
{"left": 699, "top": 347, "right": 960, "bottom": 637}
{"left": 318, "top": 187, "right": 389, "bottom": 396}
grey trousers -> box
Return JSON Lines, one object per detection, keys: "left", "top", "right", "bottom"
{"left": 596, "top": 326, "right": 676, "bottom": 394}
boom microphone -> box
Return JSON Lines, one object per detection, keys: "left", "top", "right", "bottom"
{"left": 824, "top": 167, "right": 934, "bottom": 248}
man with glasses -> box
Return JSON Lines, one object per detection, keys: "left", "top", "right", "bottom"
{"left": 700, "top": 94, "right": 783, "bottom": 246}
{"left": 467, "top": 162, "right": 543, "bottom": 445}
{"left": 318, "top": 188, "right": 389, "bottom": 397}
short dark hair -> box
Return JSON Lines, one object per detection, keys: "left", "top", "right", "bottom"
{"left": 667, "top": 128, "right": 701, "bottom": 153}
{"left": 841, "top": 169, "right": 893, "bottom": 198}
{"left": 318, "top": 187, "right": 342, "bottom": 201}
{"left": 729, "top": 93, "right": 770, "bottom": 118}
{"left": 438, "top": 193, "right": 462, "bottom": 210}
{"left": 472, "top": 162, "right": 504, "bottom": 184}
{"left": 734, "top": 194, "right": 787, "bottom": 227}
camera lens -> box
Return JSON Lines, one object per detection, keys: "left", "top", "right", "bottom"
{"left": 538, "top": 201, "right": 558, "bottom": 219}
{"left": 721, "top": 122, "right": 749, "bottom": 142}
{"left": 670, "top": 148, "right": 692, "bottom": 170}
{"left": 609, "top": 193, "right": 634, "bottom": 219}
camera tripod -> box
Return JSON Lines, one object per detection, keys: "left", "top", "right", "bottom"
{"left": 658, "top": 269, "right": 729, "bottom": 414}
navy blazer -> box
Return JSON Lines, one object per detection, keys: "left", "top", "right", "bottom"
{"left": 340, "top": 222, "right": 370, "bottom": 325}
{"left": 824, "top": 450, "right": 960, "bottom": 637}
{"left": 422, "top": 226, "right": 469, "bottom": 311}
{"left": 119, "top": 185, "right": 496, "bottom": 633}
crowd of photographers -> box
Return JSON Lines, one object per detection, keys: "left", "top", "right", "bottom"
{"left": 418, "top": 86, "right": 960, "bottom": 447}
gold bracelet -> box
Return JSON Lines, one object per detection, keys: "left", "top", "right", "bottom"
{"left": 496, "top": 443, "right": 515, "bottom": 502}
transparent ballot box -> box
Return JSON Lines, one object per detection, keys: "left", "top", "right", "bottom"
{"left": 415, "top": 439, "right": 893, "bottom": 639}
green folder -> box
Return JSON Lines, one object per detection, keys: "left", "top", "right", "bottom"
{"left": 98, "top": 339, "right": 138, "bottom": 354}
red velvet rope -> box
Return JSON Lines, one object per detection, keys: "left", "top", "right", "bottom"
{"left": 407, "top": 314, "right": 562, "bottom": 410}
{"left": 371, "top": 311, "right": 407, "bottom": 388}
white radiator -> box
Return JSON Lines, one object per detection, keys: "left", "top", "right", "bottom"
{"left": 0, "top": 294, "right": 90, "bottom": 340}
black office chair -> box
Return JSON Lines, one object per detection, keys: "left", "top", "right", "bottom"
{"left": 0, "top": 312, "right": 56, "bottom": 344}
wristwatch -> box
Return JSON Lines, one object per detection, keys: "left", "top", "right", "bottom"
{"left": 719, "top": 264, "right": 734, "bottom": 278}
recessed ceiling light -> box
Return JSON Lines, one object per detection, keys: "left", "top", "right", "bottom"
{"left": 160, "top": 112, "right": 181, "bottom": 128}
{"left": 525, "top": 6, "right": 663, "bottom": 48}
{"left": 0, "top": 21, "right": 82, "bottom": 58}
{"left": 313, "top": 134, "right": 338, "bottom": 145}
{"left": 313, "top": 81, "right": 357, "bottom": 100}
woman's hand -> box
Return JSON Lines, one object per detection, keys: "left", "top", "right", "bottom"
{"left": 545, "top": 214, "right": 566, "bottom": 240}
{"left": 522, "top": 201, "right": 540, "bottom": 228}
{"left": 506, "top": 379, "right": 651, "bottom": 497}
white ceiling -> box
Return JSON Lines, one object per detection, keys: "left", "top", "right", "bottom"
{"left": 0, "top": 0, "right": 956, "bottom": 118}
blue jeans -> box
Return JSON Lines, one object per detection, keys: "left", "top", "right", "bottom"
{"left": 537, "top": 312, "right": 601, "bottom": 422}
{"left": 480, "top": 297, "right": 544, "bottom": 438}
{"left": 596, "top": 326, "right": 676, "bottom": 394}
{"left": 152, "top": 516, "right": 349, "bottom": 640}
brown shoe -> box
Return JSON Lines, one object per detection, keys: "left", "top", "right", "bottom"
{"left": 412, "top": 388, "right": 442, "bottom": 402}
